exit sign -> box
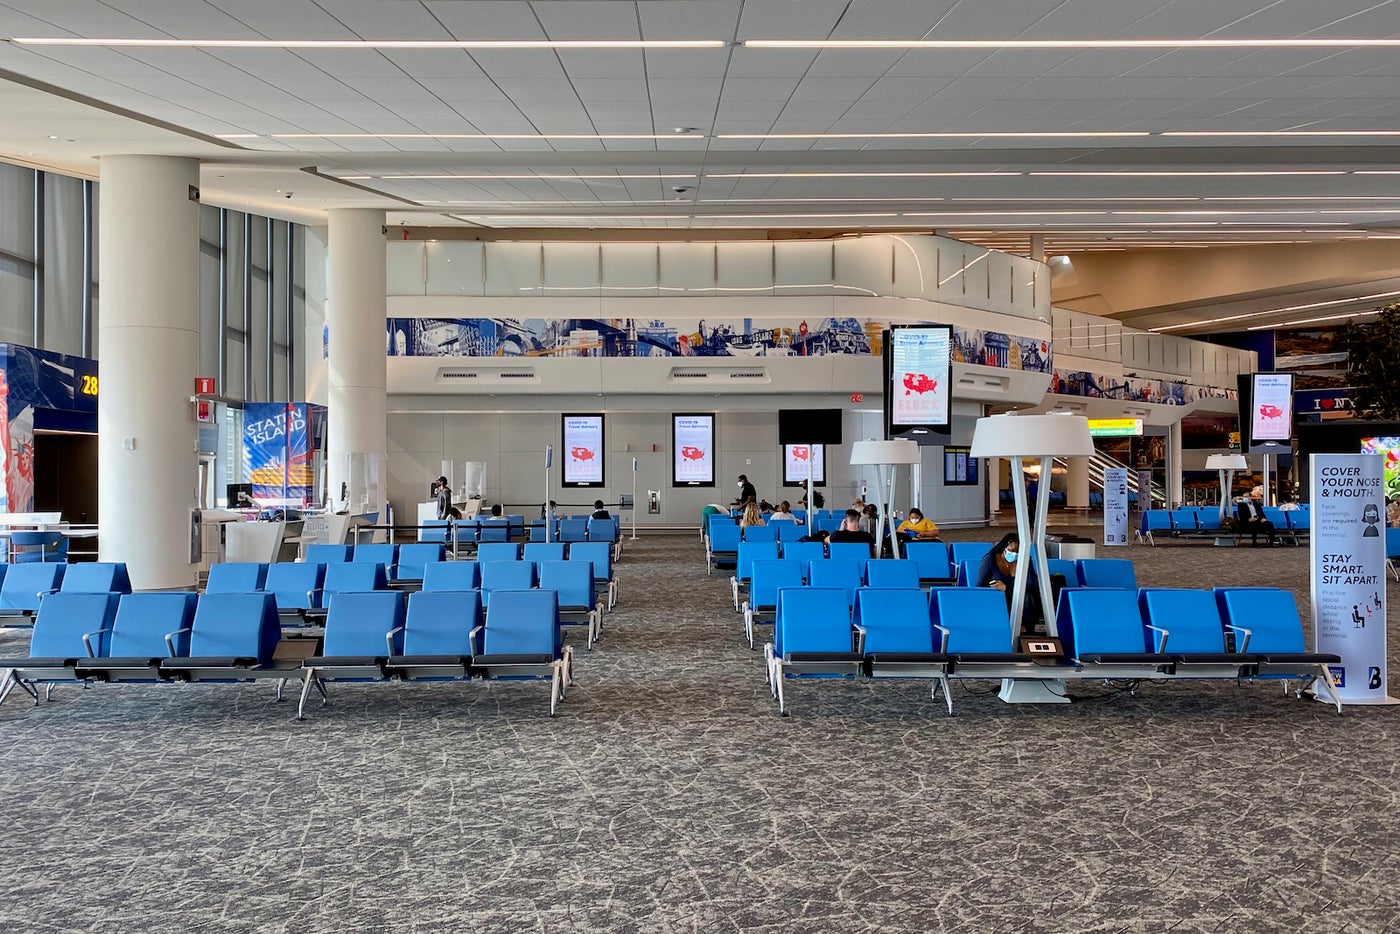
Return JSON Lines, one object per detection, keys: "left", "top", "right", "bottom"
{"left": 1087, "top": 418, "right": 1144, "bottom": 437}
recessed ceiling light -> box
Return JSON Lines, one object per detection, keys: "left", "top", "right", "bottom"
{"left": 1028, "top": 170, "right": 1345, "bottom": 177}
{"left": 740, "top": 38, "right": 1400, "bottom": 50}
{"left": 214, "top": 133, "right": 259, "bottom": 139}
{"left": 11, "top": 37, "right": 726, "bottom": 50}
{"left": 703, "top": 171, "right": 1020, "bottom": 178}
{"left": 1164, "top": 130, "right": 1400, "bottom": 137}
{"left": 269, "top": 133, "right": 705, "bottom": 141}
{"left": 376, "top": 173, "right": 699, "bottom": 180}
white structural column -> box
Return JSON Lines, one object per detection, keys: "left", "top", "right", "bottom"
{"left": 987, "top": 457, "right": 1001, "bottom": 516}
{"left": 1066, "top": 456, "right": 1090, "bottom": 510}
{"left": 1168, "top": 421, "right": 1184, "bottom": 508}
{"left": 98, "top": 155, "right": 200, "bottom": 589}
{"left": 326, "top": 209, "right": 387, "bottom": 511}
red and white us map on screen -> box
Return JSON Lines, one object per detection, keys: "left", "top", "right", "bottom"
{"left": 563, "top": 416, "right": 603, "bottom": 484}
{"left": 890, "top": 328, "right": 951, "bottom": 427}
{"left": 673, "top": 415, "right": 713, "bottom": 484}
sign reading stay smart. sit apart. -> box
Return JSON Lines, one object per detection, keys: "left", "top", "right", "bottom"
{"left": 1309, "top": 454, "right": 1393, "bottom": 705}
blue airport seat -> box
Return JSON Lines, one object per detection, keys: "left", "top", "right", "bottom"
{"left": 743, "top": 559, "right": 803, "bottom": 649}
{"left": 773, "top": 521, "right": 806, "bottom": 543}
{"left": 568, "top": 542, "right": 616, "bottom": 611}
{"left": 160, "top": 592, "right": 284, "bottom": 683}
{"left": 322, "top": 562, "right": 388, "bottom": 602}
{"left": 477, "top": 520, "right": 512, "bottom": 544}
{"left": 1075, "top": 558, "right": 1138, "bottom": 590}
{"left": 814, "top": 515, "right": 842, "bottom": 535}
{"left": 1137, "top": 589, "right": 1247, "bottom": 673}
{"left": 1044, "top": 558, "right": 1076, "bottom": 581}
{"left": 454, "top": 518, "right": 480, "bottom": 548}
{"left": 1169, "top": 508, "right": 1198, "bottom": 533}
{"left": 385, "top": 590, "right": 482, "bottom": 682}
{"left": 558, "top": 517, "right": 589, "bottom": 543}
{"left": 395, "top": 543, "right": 446, "bottom": 582}
{"left": 480, "top": 560, "right": 536, "bottom": 608}
{"left": 205, "top": 562, "right": 268, "bottom": 593}
{"left": 954, "top": 560, "right": 975, "bottom": 587}
{"left": 1057, "top": 589, "right": 1169, "bottom": 669}
{"left": 264, "top": 562, "right": 324, "bottom": 613}
{"left": 421, "top": 561, "right": 479, "bottom": 592}
{"left": 864, "top": 559, "right": 921, "bottom": 589}
{"left": 0, "top": 563, "right": 66, "bottom": 616}
{"left": 10, "top": 530, "right": 68, "bottom": 563}
{"left": 524, "top": 542, "right": 566, "bottom": 564}
{"left": 58, "top": 562, "right": 132, "bottom": 594}
{"left": 74, "top": 592, "right": 199, "bottom": 683}
{"left": 742, "top": 525, "right": 777, "bottom": 543}
{"left": 296, "top": 590, "right": 406, "bottom": 719}
{"left": 855, "top": 587, "right": 949, "bottom": 711}
{"left": 1194, "top": 508, "right": 1223, "bottom": 532}
{"left": 587, "top": 517, "right": 619, "bottom": 543}
{"left": 0, "top": 592, "right": 121, "bottom": 706}
{"left": 779, "top": 541, "right": 827, "bottom": 577}
{"left": 807, "top": 558, "right": 862, "bottom": 609}
{"left": 732, "top": 540, "right": 780, "bottom": 612}
{"left": 949, "top": 542, "right": 993, "bottom": 569}
{"left": 1136, "top": 510, "right": 1172, "bottom": 545}
{"left": 305, "top": 544, "right": 352, "bottom": 564}
{"left": 707, "top": 522, "right": 741, "bottom": 575}
{"left": 827, "top": 541, "right": 873, "bottom": 566}
{"left": 540, "top": 559, "right": 601, "bottom": 649}
{"left": 418, "top": 519, "right": 451, "bottom": 543}
{"left": 765, "top": 587, "right": 862, "bottom": 716}
{"left": 471, "top": 589, "right": 572, "bottom": 716}
{"left": 476, "top": 542, "right": 521, "bottom": 564}
{"left": 1215, "top": 587, "right": 1342, "bottom": 711}
{"left": 903, "top": 541, "right": 952, "bottom": 582}
{"left": 354, "top": 543, "right": 399, "bottom": 575}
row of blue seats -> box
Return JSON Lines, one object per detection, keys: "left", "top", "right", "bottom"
{"left": 417, "top": 515, "right": 621, "bottom": 545}
{"left": 764, "top": 586, "right": 1341, "bottom": 716}
{"left": 736, "top": 556, "right": 1137, "bottom": 647}
{"left": 0, "top": 562, "right": 132, "bottom": 619}
{"left": 0, "top": 588, "right": 574, "bottom": 718}
{"left": 208, "top": 555, "right": 613, "bottom": 629}
{"left": 1137, "top": 507, "right": 1311, "bottom": 545}
{"left": 292, "top": 540, "right": 615, "bottom": 584}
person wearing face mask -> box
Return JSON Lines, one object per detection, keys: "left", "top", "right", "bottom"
{"left": 733, "top": 473, "right": 757, "bottom": 508}
{"left": 975, "top": 532, "right": 1044, "bottom": 633}
{"left": 433, "top": 476, "right": 452, "bottom": 521}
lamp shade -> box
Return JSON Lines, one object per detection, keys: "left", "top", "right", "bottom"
{"left": 969, "top": 413, "right": 1094, "bottom": 459}
{"left": 1205, "top": 454, "right": 1249, "bottom": 471}
{"left": 849, "top": 438, "right": 920, "bottom": 466}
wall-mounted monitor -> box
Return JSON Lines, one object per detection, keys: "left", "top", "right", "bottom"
{"left": 561, "top": 414, "right": 604, "bottom": 487}
{"left": 782, "top": 443, "right": 826, "bottom": 486}
{"left": 672, "top": 413, "right": 715, "bottom": 487}
{"left": 885, "top": 324, "right": 953, "bottom": 440}
{"left": 943, "top": 446, "right": 978, "bottom": 486}
{"left": 778, "top": 408, "right": 842, "bottom": 445}
{"left": 1250, "top": 372, "right": 1294, "bottom": 443}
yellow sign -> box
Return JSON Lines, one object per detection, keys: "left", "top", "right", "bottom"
{"left": 1087, "top": 418, "right": 1144, "bottom": 437}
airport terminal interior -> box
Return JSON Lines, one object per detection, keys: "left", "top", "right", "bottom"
{"left": 2, "top": 1, "right": 1400, "bottom": 930}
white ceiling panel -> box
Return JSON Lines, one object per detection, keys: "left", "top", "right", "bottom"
{"left": 735, "top": 0, "right": 850, "bottom": 40}
{"left": 556, "top": 49, "right": 646, "bottom": 79}
{"left": 531, "top": 1, "right": 642, "bottom": 40}
{"left": 316, "top": 0, "right": 454, "bottom": 40}
{"left": 422, "top": 1, "right": 547, "bottom": 40}
{"left": 637, "top": 1, "right": 742, "bottom": 40}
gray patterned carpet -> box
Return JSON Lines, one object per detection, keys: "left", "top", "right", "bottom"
{"left": 1, "top": 529, "right": 1398, "bottom": 933}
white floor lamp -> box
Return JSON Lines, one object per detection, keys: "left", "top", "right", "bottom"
{"left": 970, "top": 413, "right": 1094, "bottom": 703}
{"left": 1206, "top": 453, "right": 1248, "bottom": 525}
{"left": 849, "top": 439, "right": 921, "bottom": 559}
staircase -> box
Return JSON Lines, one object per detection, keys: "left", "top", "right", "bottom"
{"left": 1052, "top": 450, "right": 1168, "bottom": 508}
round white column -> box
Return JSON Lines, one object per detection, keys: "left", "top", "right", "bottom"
{"left": 326, "top": 209, "right": 387, "bottom": 511}
{"left": 1168, "top": 421, "right": 1185, "bottom": 508}
{"left": 1067, "top": 456, "right": 1090, "bottom": 510}
{"left": 98, "top": 155, "right": 200, "bottom": 589}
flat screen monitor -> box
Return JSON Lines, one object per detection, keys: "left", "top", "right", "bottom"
{"left": 777, "top": 408, "right": 842, "bottom": 445}
{"left": 886, "top": 324, "right": 952, "bottom": 433}
{"left": 943, "top": 446, "right": 978, "bottom": 486}
{"left": 1250, "top": 372, "right": 1294, "bottom": 443}
{"left": 1361, "top": 436, "right": 1400, "bottom": 520}
{"left": 561, "top": 414, "right": 604, "bottom": 487}
{"left": 782, "top": 443, "right": 826, "bottom": 486}
{"left": 672, "top": 413, "right": 715, "bottom": 487}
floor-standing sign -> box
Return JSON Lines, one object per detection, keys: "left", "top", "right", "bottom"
{"left": 1135, "top": 468, "right": 1153, "bottom": 510}
{"left": 1103, "top": 467, "right": 1129, "bottom": 546}
{"left": 1310, "top": 454, "right": 1395, "bottom": 704}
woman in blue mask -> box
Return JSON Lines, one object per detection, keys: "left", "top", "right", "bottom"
{"left": 975, "top": 532, "right": 1044, "bottom": 634}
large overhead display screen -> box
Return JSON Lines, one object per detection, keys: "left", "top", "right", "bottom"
{"left": 672, "top": 413, "right": 715, "bottom": 487}
{"left": 782, "top": 444, "right": 826, "bottom": 486}
{"left": 888, "top": 325, "right": 952, "bottom": 429}
{"left": 562, "top": 414, "right": 604, "bottom": 487}
{"left": 1250, "top": 373, "right": 1294, "bottom": 442}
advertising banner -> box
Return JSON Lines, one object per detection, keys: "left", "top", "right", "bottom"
{"left": 1103, "top": 468, "right": 1129, "bottom": 546}
{"left": 244, "top": 402, "right": 321, "bottom": 507}
{"left": 1310, "top": 454, "right": 1393, "bottom": 704}
{"left": 562, "top": 415, "right": 604, "bottom": 486}
{"left": 673, "top": 414, "right": 714, "bottom": 486}
{"left": 1251, "top": 372, "right": 1294, "bottom": 442}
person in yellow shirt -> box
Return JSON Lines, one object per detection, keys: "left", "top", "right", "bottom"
{"left": 896, "top": 507, "right": 940, "bottom": 541}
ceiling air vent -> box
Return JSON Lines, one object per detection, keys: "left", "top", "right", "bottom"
{"left": 670, "top": 368, "right": 713, "bottom": 380}
{"left": 499, "top": 369, "right": 537, "bottom": 380}
{"left": 437, "top": 369, "right": 479, "bottom": 381}
{"left": 729, "top": 369, "right": 769, "bottom": 381}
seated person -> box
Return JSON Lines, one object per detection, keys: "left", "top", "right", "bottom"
{"left": 796, "top": 528, "right": 830, "bottom": 545}
{"left": 489, "top": 503, "right": 503, "bottom": 519}
{"left": 896, "top": 507, "right": 940, "bottom": 541}
{"left": 590, "top": 499, "right": 612, "bottom": 520}
{"left": 828, "top": 509, "right": 876, "bottom": 556}
{"left": 1234, "top": 496, "right": 1277, "bottom": 547}
{"left": 769, "top": 500, "right": 796, "bottom": 522}
{"left": 975, "top": 533, "right": 1044, "bottom": 635}
{"left": 739, "top": 501, "right": 765, "bottom": 529}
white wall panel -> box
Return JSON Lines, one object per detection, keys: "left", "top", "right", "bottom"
{"left": 425, "top": 240, "right": 484, "bottom": 295}
{"left": 774, "top": 240, "right": 832, "bottom": 294}
{"left": 601, "top": 242, "right": 658, "bottom": 297}
{"left": 833, "top": 236, "right": 891, "bottom": 296}
{"left": 484, "top": 241, "right": 542, "bottom": 296}
{"left": 542, "top": 242, "right": 599, "bottom": 295}
{"left": 386, "top": 241, "right": 425, "bottom": 295}
{"left": 715, "top": 241, "right": 773, "bottom": 294}
{"left": 659, "top": 241, "right": 715, "bottom": 293}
